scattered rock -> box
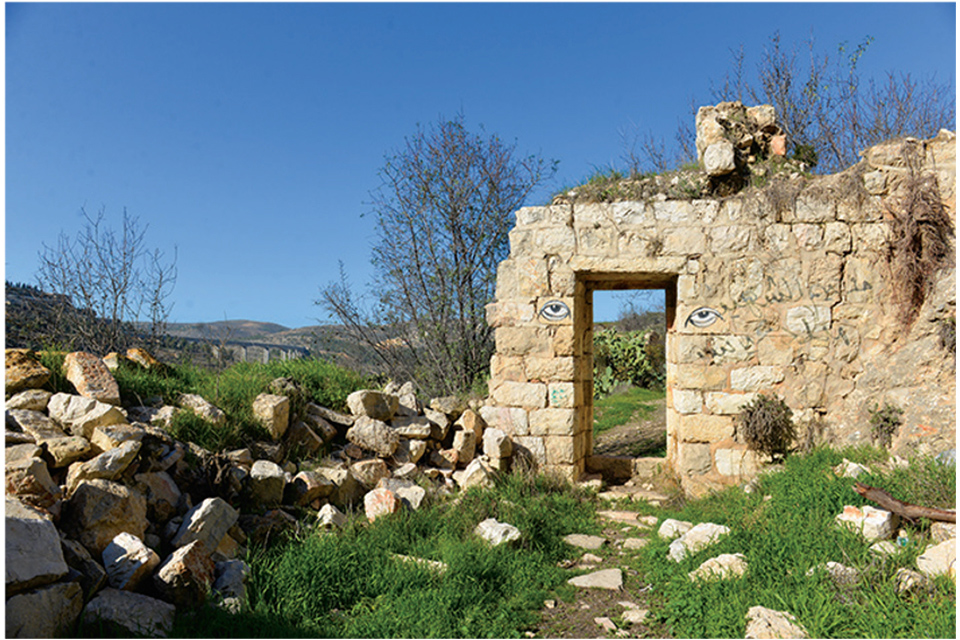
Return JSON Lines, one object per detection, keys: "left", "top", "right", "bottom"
{"left": 5, "top": 496, "right": 69, "bottom": 594}
{"left": 5, "top": 349, "right": 52, "bottom": 393}
{"left": 454, "top": 456, "right": 495, "bottom": 490}
{"left": 364, "top": 487, "right": 401, "bottom": 522}
{"left": 916, "top": 538, "right": 956, "bottom": 579}
{"left": 172, "top": 497, "right": 239, "bottom": 553}
{"left": 895, "top": 567, "right": 931, "bottom": 594}
{"left": 836, "top": 505, "right": 898, "bottom": 541}
{"left": 248, "top": 460, "right": 286, "bottom": 507}
{"left": 6, "top": 580, "right": 84, "bottom": 638}
{"left": 392, "top": 554, "right": 448, "bottom": 575}
{"left": 475, "top": 518, "right": 521, "bottom": 546}
{"left": 668, "top": 522, "right": 730, "bottom": 561}
{"left": 350, "top": 458, "right": 390, "bottom": 489}
{"left": 744, "top": 605, "right": 808, "bottom": 639}
{"left": 346, "top": 416, "right": 400, "bottom": 458}
{"left": 806, "top": 561, "right": 860, "bottom": 585}
{"left": 347, "top": 390, "right": 399, "bottom": 421}
{"left": 6, "top": 388, "right": 53, "bottom": 412}
{"left": 563, "top": 533, "right": 607, "bottom": 550}
{"left": 154, "top": 539, "right": 216, "bottom": 607}
{"left": 621, "top": 608, "right": 649, "bottom": 625}
{"left": 252, "top": 393, "right": 290, "bottom": 440}
{"left": 81, "top": 588, "right": 176, "bottom": 638}
{"left": 102, "top": 532, "right": 161, "bottom": 591}
{"left": 47, "top": 393, "right": 127, "bottom": 439}
{"left": 316, "top": 503, "right": 347, "bottom": 530}
{"left": 66, "top": 439, "right": 141, "bottom": 494}
{"left": 594, "top": 616, "right": 618, "bottom": 633}
{"left": 179, "top": 393, "right": 226, "bottom": 426}
{"left": 930, "top": 522, "right": 956, "bottom": 543}
{"left": 567, "top": 568, "right": 623, "bottom": 590}
{"left": 658, "top": 518, "right": 693, "bottom": 540}
{"left": 622, "top": 538, "right": 649, "bottom": 551}
{"left": 60, "top": 479, "right": 148, "bottom": 557}
{"left": 64, "top": 351, "right": 121, "bottom": 405}
{"left": 689, "top": 553, "right": 748, "bottom": 581}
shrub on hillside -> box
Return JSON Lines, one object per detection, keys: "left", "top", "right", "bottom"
{"left": 736, "top": 393, "right": 795, "bottom": 461}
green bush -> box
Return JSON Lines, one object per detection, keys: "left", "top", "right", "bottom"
{"left": 592, "top": 328, "right": 665, "bottom": 398}
{"left": 736, "top": 394, "right": 795, "bottom": 461}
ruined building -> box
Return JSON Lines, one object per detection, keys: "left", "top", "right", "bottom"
{"left": 481, "top": 102, "right": 956, "bottom": 495}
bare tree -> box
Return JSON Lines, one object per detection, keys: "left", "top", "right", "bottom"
{"left": 320, "top": 113, "right": 556, "bottom": 396}
{"left": 36, "top": 207, "right": 177, "bottom": 354}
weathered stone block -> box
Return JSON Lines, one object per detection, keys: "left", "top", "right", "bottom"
{"left": 252, "top": 393, "right": 290, "bottom": 440}
{"left": 710, "top": 225, "right": 753, "bottom": 253}
{"left": 63, "top": 352, "right": 121, "bottom": 405}
{"left": 679, "top": 414, "right": 734, "bottom": 442}
{"left": 491, "top": 380, "right": 547, "bottom": 408}
{"left": 530, "top": 408, "right": 575, "bottom": 437}
{"left": 711, "top": 335, "right": 756, "bottom": 363}
{"left": 757, "top": 334, "right": 795, "bottom": 366}
{"left": 792, "top": 223, "right": 824, "bottom": 250}
{"left": 495, "top": 326, "right": 551, "bottom": 357}
{"left": 5, "top": 350, "right": 52, "bottom": 394}
{"left": 6, "top": 497, "right": 69, "bottom": 594}
{"left": 714, "top": 448, "right": 761, "bottom": 476}
{"left": 486, "top": 300, "right": 536, "bottom": 328}
{"left": 6, "top": 580, "right": 83, "bottom": 638}
{"left": 479, "top": 406, "right": 529, "bottom": 437}
{"left": 786, "top": 305, "right": 831, "bottom": 335}
{"left": 705, "top": 392, "right": 758, "bottom": 415}
{"left": 663, "top": 227, "right": 706, "bottom": 255}
{"left": 678, "top": 442, "right": 712, "bottom": 475}
{"left": 730, "top": 366, "right": 784, "bottom": 391}
{"left": 675, "top": 364, "right": 728, "bottom": 390}
{"left": 673, "top": 388, "right": 702, "bottom": 414}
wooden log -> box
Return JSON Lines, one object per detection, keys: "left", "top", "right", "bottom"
{"left": 853, "top": 482, "right": 956, "bottom": 524}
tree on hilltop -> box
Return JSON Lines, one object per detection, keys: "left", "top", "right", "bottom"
{"left": 320, "top": 113, "right": 556, "bottom": 396}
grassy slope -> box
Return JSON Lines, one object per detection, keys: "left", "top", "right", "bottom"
{"left": 593, "top": 386, "right": 664, "bottom": 436}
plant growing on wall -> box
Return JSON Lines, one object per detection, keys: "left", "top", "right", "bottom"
{"left": 868, "top": 402, "right": 904, "bottom": 449}
{"left": 736, "top": 394, "right": 795, "bottom": 462}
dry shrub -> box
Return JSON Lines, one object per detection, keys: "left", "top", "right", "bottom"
{"left": 885, "top": 144, "right": 955, "bottom": 328}
{"left": 736, "top": 394, "right": 795, "bottom": 461}
{"left": 796, "top": 413, "right": 831, "bottom": 454}
{"left": 762, "top": 176, "right": 803, "bottom": 219}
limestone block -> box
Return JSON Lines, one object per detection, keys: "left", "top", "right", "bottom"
{"left": 757, "top": 334, "right": 795, "bottom": 366}
{"left": 744, "top": 606, "right": 809, "bottom": 639}
{"left": 693, "top": 199, "right": 721, "bottom": 224}
{"left": 479, "top": 406, "right": 529, "bottom": 437}
{"left": 515, "top": 205, "right": 572, "bottom": 227}
{"left": 678, "top": 442, "right": 712, "bottom": 475}
{"left": 483, "top": 428, "right": 513, "bottom": 459}
{"left": 475, "top": 518, "right": 521, "bottom": 546}
{"left": 548, "top": 264, "right": 577, "bottom": 296}
{"left": 535, "top": 226, "right": 577, "bottom": 254}
{"left": 513, "top": 436, "right": 546, "bottom": 466}
{"left": 6, "top": 580, "right": 83, "bottom": 638}
{"left": 689, "top": 553, "right": 748, "bottom": 581}
{"left": 491, "top": 380, "right": 547, "bottom": 408}
{"left": 612, "top": 200, "right": 653, "bottom": 225}
{"left": 486, "top": 299, "right": 536, "bottom": 328}
{"left": 5, "top": 443, "right": 42, "bottom": 464}
{"left": 508, "top": 228, "right": 534, "bottom": 255}
{"left": 548, "top": 382, "right": 575, "bottom": 408}
{"left": 577, "top": 226, "right": 618, "bottom": 257}
{"left": 495, "top": 326, "right": 552, "bottom": 357}
{"left": 64, "top": 352, "right": 121, "bottom": 405}
{"left": 728, "top": 257, "right": 765, "bottom": 303}
{"left": 61, "top": 479, "right": 148, "bottom": 557}
{"left": 668, "top": 522, "right": 731, "bottom": 561}
{"left": 792, "top": 223, "right": 824, "bottom": 250}
{"left": 917, "top": 539, "right": 956, "bottom": 579}
{"left": 248, "top": 460, "right": 286, "bottom": 507}
{"left": 346, "top": 415, "right": 400, "bottom": 457}
{"left": 346, "top": 390, "right": 398, "bottom": 421}
{"left": 677, "top": 274, "right": 697, "bottom": 299}
{"left": 66, "top": 440, "right": 141, "bottom": 494}
{"left": 455, "top": 457, "right": 496, "bottom": 490}
{"left": 5, "top": 349, "right": 51, "bottom": 394}
{"left": 653, "top": 200, "right": 695, "bottom": 224}
{"left": 91, "top": 423, "right": 145, "bottom": 452}
{"left": 791, "top": 193, "right": 836, "bottom": 223}
{"left": 364, "top": 487, "right": 401, "bottom": 523}
{"left": 704, "top": 141, "right": 737, "bottom": 175}
{"left": 930, "top": 522, "right": 957, "bottom": 544}
{"left": 179, "top": 393, "right": 225, "bottom": 426}
{"left": 172, "top": 497, "right": 239, "bottom": 553}
{"left": 823, "top": 222, "right": 852, "bottom": 254}
{"left": 7, "top": 409, "right": 66, "bottom": 443}
{"left": 658, "top": 518, "right": 694, "bottom": 540}
{"left": 836, "top": 505, "right": 899, "bottom": 541}
{"left": 710, "top": 225, "right": 753, "bottom": 253}
{"left": 46, "top": 393, "right": 127, "bottom": 438}
{"left": 6, "top": 455, "right": 62, "bottom": 510}
{"left": 317, "top": 503, "right": 347, "bottom": 530}
{"left": 705, "top": 392, "right": 758, "bottom": 415}
{"left": 711, "top": 335, "right": 756, "bottom": 363}
{"left": 553, "top": 327, "right": 576, "bottom": 357}
{"left": 764, "top": 224, "right": 794, "bottom": 253}
{"left": 530, "top": 408, "right": 575, "bottom": 436}
{"left": 134, "top": 471, "right": 181, "bottom": 522}
{"left": 102, "top": 532, "right": 161, "bottom": 591}
{"left": 391, "top": 416, "right": 433, "bottom": 439}
{"left": 5, "top": 497, "right": 69, "bottom": 594}
{"left": 663, "top": 227, "right": 706, "bottom": 255}
{"left": 154, "top": 540, "right": 216, "bottom": 607}
{"left": 252, "top": 393, "right": 290, "bottom": 440}
{"left": 673, "top": 389, "right": 702, "bottom": 414}
{"left": 731, "top": 366, "right": 784, "bottom": 391}
{"left": 786, "top": 306, "right": 831, "bottom": 335}
{"left": 715, "top": 448, "right": 761, "bottom": 476}
{"left": 675, "top": 363, "right": 728, "bottom": 390}
{"left": 544, "top": 435, "right": 575, "bottom": 465}
{"left": 6, "top": 389, "right": 53, "bottom": 412}
{"left": 81, "top": 588, "right": 175, "bottom": 638}
{"left": 679, "top": 414, "right": 734, "bottom": 442}
{"left": 452, "top": 428, "right": 477, "bottom": 464}
{"left": 670, "top": 334, "right": 711, "bottom": 364}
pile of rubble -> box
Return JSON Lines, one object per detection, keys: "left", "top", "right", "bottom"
{"left": 4, "top": 348, "right": 522, "bottom": 637}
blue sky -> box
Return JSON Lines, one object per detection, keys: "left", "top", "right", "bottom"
{"left": 5, "top": 2, "right": 956, "bottom": 327}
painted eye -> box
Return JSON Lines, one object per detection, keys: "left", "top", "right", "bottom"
{"left": 539, "top": 301, "right": 570, "bottom": 322}
{"left": 685, "top": 307, "right": 723, "bottom": 328}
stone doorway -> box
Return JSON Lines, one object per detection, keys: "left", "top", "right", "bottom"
{"left": 578, "top": 275, "right": 677, "bottom": 482}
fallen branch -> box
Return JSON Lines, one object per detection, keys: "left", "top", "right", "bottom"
{"left": 853, "top": 482, "right": 956, "bottom": 524}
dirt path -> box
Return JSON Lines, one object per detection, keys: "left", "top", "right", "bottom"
{"left": 593, "top": 398, "right": 667, "bottom": 459}
{"left": 532, "top": 512, "right": 673, "bottom": 639}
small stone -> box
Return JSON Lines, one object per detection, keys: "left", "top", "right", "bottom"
{"left": 475, "top": 518, "right": 521, "bottom": 546}
{"left": 102, "top": 532, "right": 161, "bottom": 591}
{"left": 806, "top": 561, "right": 860, "bottom": 585}
{"left": 347, "top": 390, "right": 399, "bottom": 421}
{"left": 5, "top": 389, "right": 53, "bottom": 412}
{"left": 744, "top": 605, "right": 808, "bottom": 639}
{"left": 4, "top": 349, "right": 51, "bottom": 393}
{"left": 621, "top": 608, "right": 649, "bottom": 625}
{"left": 563, "top": 533, "right": 607, "bottom": 550}
{"left": 869, "top": 540, "right": 900, "bottom": 557}
{"left": 248, "top": 460, "right": 286, "bottom": 507}
{"left": 153, "top": 540, "right": 216, "bottom": 607}
{"left": 252, "top": 393, "right": 290, "bottom": 440}
{"left": 916, "top": 539, "right": 956, "bottom": 579}
{"left": 544, "top": 599, "right": 556, "bottom": 609}
{"left": 594, "top": 617, "right": 618, "bottom": 632}
{"left": 657, "top": 518, "right": 693, "bottom": 540}
{"left": 364, "top": 487, "right": 401, "bottom": 522}
{"left": 623, "top": 538, "right": 649, "bottom": 550}
{"left": 5, "top": 496, "right": 69, "bottom": 594}
{"left": 836, "top": 505, "right": 898, "bottom": 541}
{"left": 317, "top": 503, "right": 347, "bottom": 530}
{"left": 179, "top": 393, "right": 225, "bottom": 426}
{"left": 567, "top": 568, "right": 623, "bottom": 590}
{"left": 895, "top": 567, "right": 930, "bottom": 594}
{"left": 703, "top": 141, "right": 736, "bottom": 176}
{"left": 6, "top": 580, "right": 83, "bottom": 638}
{"left": 689, "top": 553, "right": 748, "bottom": 581}
{"left": 580, "top": 553, "right": 603, "bottom": 564}
{"left": 668, "top": 522, "right": 731, "bottom": 562}
{"left": 350, "top": 458, "right": 390, "bottom": 489}
{"left": 172, "top": 497, "right": 239, "bottom": 553}
{"left": 346, "top": 416, "right": 399, "bottom": 458}
{"left": 930, "top": 522, "right": 956, "bottom": 544}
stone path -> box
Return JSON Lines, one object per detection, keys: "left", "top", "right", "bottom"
{"left": 533, "top": 510, "right": 672, "bottom": 639}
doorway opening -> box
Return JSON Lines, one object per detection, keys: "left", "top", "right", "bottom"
{"left": 579, "top": 276, "right": 676, "bottom": 465}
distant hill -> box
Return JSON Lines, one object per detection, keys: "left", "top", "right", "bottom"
{"left": 163, "top": 320, "right": 292, "bottom": 341}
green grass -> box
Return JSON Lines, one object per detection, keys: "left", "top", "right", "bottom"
{"left": 628, "top": 446, "right": 956, "bottom": 638}
{"left": 593, "top": 386, "right": 664, "bottom": 436}
{"left": 171, "top": 471, "right": 601, "bottom": 638}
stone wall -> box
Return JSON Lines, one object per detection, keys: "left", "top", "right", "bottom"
{"left": 484, "top": 125, "right": 956, "bottom": 495}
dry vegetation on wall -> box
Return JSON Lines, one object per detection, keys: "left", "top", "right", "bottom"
{"left": 884, "top": 141, "right": 955, "bottom": 328}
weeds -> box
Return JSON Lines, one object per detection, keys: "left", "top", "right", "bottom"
{"left": 868, "top": 403, "right": 904, "bottom": 449}
{"left": 736, "top": 394, "right": 795, "bottom": 461}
